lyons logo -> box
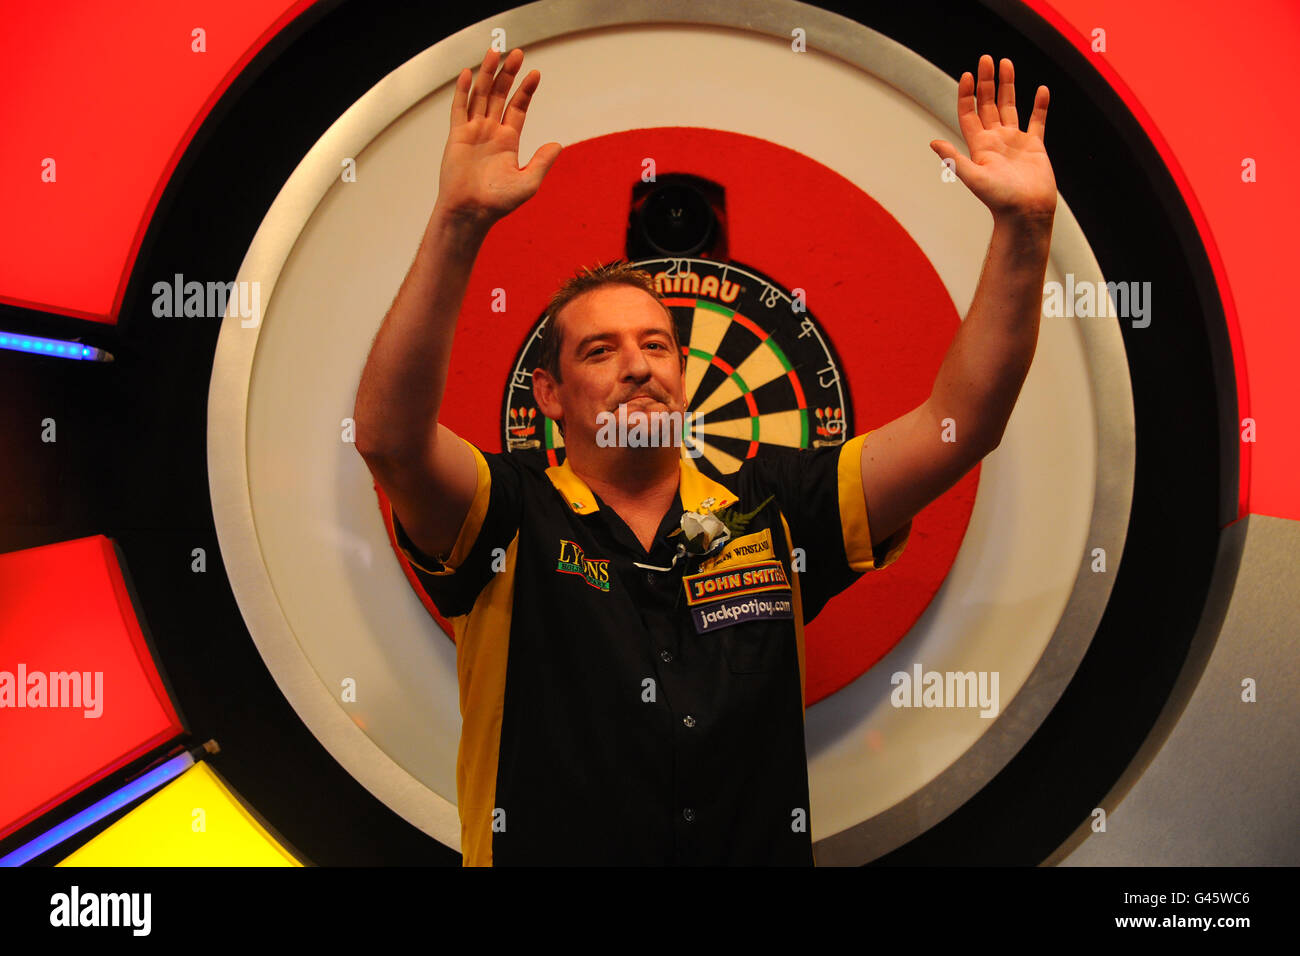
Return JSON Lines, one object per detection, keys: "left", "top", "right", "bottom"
{"left": 556, "top": 539, "right": 611, "bottom": 592}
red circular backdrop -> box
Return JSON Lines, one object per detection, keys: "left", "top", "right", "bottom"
{"left": 378, "top": 126, "right": 978, "bottom": 703}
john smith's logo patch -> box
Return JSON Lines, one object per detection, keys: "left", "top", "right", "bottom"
{"left": 557, "top": 539, "right": 611, "bottom": 591}
{"left": 682, "top": 560, "right": 790, "bottom": 607}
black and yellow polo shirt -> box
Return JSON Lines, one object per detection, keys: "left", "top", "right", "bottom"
{"left": 391, "top": 431, "right": 909, "bottom": 866}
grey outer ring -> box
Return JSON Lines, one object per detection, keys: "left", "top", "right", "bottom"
{"left": 207, "top": 0, "right": 1136, "bottom": 863}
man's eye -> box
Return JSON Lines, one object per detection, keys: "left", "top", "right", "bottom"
{"left": 588, "top": 347, "right": 609, "bottom": 357}
{"left": 647, "top": 342, "right": 666, "bottom": 350}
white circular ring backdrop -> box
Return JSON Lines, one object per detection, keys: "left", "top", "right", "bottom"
{"left": 208, "top": 0, "right": 1134, "bottom": 861}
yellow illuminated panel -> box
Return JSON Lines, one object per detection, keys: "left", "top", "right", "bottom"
{"left": 57, "top": 762, "right": 301, "bottom": 866}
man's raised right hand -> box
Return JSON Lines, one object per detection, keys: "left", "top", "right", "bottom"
{"left": 436, "top": 46, "right": 563, "bottom": 229}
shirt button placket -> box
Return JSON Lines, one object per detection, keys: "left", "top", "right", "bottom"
{"left": 674, "top": 705, "right": 702, "bottom": 863}
{"left": 640, "top": 563, "right": 697, "bottom": 863}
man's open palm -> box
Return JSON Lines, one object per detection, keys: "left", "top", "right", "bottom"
{"left": 439, "top": 47, "right": 563, "bottom": 226}
{"left": 930, "top": 55, "right": 1056, "bottom": 220}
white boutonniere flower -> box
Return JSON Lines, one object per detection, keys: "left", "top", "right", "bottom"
{"left": 679, "top": 504, "right": 731, "bottom": 557}
{"left": 668, "top": 494, "right": 775, "bottom": 560}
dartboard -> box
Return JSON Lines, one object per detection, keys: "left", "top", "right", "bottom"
{"left": 503, "top": 258, "right": 851, "bottom": 478}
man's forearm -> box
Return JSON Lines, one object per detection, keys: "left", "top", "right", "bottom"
{"left": 354, "top": 206, "right": 491, "bottom": 460}
{"left": 928, "top": 213, "right": 1053, "bottom": 452}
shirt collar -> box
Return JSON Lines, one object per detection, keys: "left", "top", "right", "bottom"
{"left": 546, "top": 453, "right": 739, "bottom": 515}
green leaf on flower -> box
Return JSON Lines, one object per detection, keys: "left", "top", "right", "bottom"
{"left": 715, "top": 494, "right": 774, "bottom": 536}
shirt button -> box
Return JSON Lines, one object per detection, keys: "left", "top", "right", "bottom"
{"left": 645, "top": 572, "right": 656, "bottom": 586}
{"left": 682, "top": 808, "right": 695, "bottom": 823}
{"left": 659, "top": 650, "right": 673, "bottom": 663}
{"left": 682, "top": 715, "right": 696, "bottom": 728}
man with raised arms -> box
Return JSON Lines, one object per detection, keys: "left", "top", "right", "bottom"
{"left": 354, "top": 46, "right": 1055, "bottom": 865}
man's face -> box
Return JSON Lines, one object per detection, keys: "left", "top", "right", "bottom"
{"left": 534, "top": 284, "right": 687, "bottom": 450}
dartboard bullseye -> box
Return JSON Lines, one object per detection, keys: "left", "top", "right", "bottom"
{"left": 502, "top": 257, "right": 851, "bottom": 478}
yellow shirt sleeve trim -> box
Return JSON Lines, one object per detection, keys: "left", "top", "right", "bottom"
{"left": 838, "top": 430, "right": 910, "bottom": 572}
{"left": 393, "top": 439, "right": 492, "bottom": 576}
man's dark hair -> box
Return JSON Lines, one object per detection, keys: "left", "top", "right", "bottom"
{"left": 535, "top": 259, "right": 683, "bottom": 386}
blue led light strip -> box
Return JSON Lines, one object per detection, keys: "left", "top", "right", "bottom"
{"left": 0, "top": 330, "right": 113, "bottom": 362}
{"left": 0, "top": 751, "right": 194, "bottom": 866}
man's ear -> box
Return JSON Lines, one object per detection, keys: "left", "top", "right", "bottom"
{"left": 533, "top": 367, "right": 561, "bottom": 423}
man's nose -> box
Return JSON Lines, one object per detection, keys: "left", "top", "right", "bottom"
{"left": 620, "top": 341, "right": 652, "bottom": 379}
